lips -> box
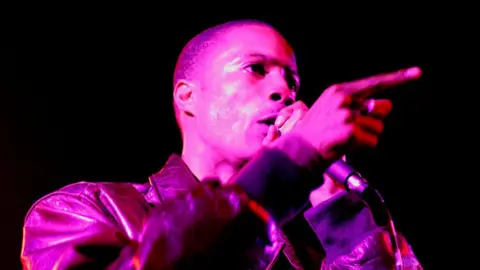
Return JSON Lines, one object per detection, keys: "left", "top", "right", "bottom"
{"left": 257, "top": 113, "right": 278, "bottom": 126}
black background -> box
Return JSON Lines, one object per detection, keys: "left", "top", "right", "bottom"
{"left": 2, "top": 6, "right": 453, "bottom": 269}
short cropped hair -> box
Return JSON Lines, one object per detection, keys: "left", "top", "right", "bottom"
{"left": 173, "top": 19, "right": 272, "bottom": 131}
{"left": 173, "top": 19, "right": 270, "bottom": 87}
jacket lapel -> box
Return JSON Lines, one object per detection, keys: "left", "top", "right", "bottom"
{"left": 147, "top": 154, "right": 199, "bottom": 204}
{"left": 145, "top": 154, "right": 324, "bottom": 269}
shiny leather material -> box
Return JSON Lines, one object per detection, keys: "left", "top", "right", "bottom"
{"left": 21, "top": 154, "right": 422, "bottom": 269}
{"left": 319, "top": 231, "right": 422, "bottom": 269}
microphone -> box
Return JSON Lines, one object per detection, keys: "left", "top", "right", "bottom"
{"left": 325, "top": 159, "right": 370, "bottom": 196}
{"left": 326, "top": 159, "right": 404, "bottom": 270}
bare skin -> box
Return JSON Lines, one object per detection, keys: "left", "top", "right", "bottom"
{"left": 173, "top": 22, "right": 422, "bottom": 206}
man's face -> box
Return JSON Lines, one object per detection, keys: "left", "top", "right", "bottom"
{"left": 195, "top": 24, "right": 299, "bottom": 161}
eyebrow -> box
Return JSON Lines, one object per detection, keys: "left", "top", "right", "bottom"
{"left": 244, "top": 53, "right": 298, "bottom": 76}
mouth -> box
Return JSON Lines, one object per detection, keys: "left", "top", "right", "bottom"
{"left": 257, "top": 113, "right": 278, "bottom": 126}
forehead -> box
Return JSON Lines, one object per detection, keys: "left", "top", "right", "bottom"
{"left": 211, "top": 24, "right": 297, "bottom": 70}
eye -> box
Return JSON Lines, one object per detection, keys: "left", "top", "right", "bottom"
{"left": 245, "top": 63, "right": 267, "bottom": 76}
{"left": 286, "top": 75, "right": 299, "bottom": 92}
{"left": 284, "top": 69, "right": 299, "bottom": 92}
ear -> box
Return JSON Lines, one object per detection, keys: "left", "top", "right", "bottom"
{"left": 173, "top": 80, "right": 197, "bottom": 117}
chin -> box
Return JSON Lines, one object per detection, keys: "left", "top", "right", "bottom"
{"left": 239, "top": 141, "right": 264, "bottom": 159}
{"left": 219, "top": 139, "right": 263, "bottom": 163}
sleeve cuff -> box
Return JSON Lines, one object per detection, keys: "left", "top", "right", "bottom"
{"left": 303, "top": 191, "right": 381, "bottom": 263}
{"left": 233, "top": 135, "right": 325, "bottom": 225}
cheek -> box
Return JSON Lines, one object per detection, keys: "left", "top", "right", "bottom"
{"left": 205, "top": 96, "right": 235, "bottom": 124}
{"left": 232, "top": 102, "right": 259, "bottom": 129}
{"left": 207, "top": 96, "right": 245, "bottom": 133}
{"left": 204, "top": 83, "right": 260, "bottom": 134}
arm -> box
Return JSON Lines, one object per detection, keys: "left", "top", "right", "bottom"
{"left": 250, "top": 134, "right": 423, "bottom": 269}
{"left": 21, "top": 181, "right": 266, "bottom": 269}
{"left": 22, "top": 179, "right": 276, "bottom": 269}
{"left": 21, "top": 137, "right": 327, "bottom": 269}
{"left": 304, "top": 190, "right": 423, "bottom": 269}
{"left": 255, "top": 133, "right": 423, "bottom": 269}
{"left": 267, "top": 108, "right": 424, "bottom": 269}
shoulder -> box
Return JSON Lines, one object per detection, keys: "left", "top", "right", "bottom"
{"left": 24, "top": 180, "right": 152, "bottom": 223}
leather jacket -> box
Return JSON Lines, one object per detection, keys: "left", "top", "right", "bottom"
{"left": 21, "top": 139, "right": 423, "bottom": 269}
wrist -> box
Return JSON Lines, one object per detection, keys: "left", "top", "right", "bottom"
{"left": 309, "top": 180, "right": 345, "bottom": 207}
{"left": 269, "top": 133, "right": 326, "bottom": 171}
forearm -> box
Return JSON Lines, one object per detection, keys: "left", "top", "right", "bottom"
{"left": 304, "top": 191, "right": 423, "bottom": 269}
{"left": 21, "top": 183, "right": 264, "bottom": 270}
{"left": 304, "top": 191, "right": 380, "bottom": 262}
{"left": 232, "top": 134, "right": 328, "bottom": 225}
{"left": 134, "top": 182, "right": 265, "bottom": 269}
{"left": 22, "top": 135, "right": 343, "bottom": 269}
{"left": 130, "top": 135, "right": 328, "bottom": 268}
{"left": 137, "top": 135, "right": 329, "bottom": 268}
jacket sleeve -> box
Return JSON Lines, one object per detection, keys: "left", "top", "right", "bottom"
{"left": 21, "top": 181, "right": 270, "bottom": 269}
{"left": 303, "top": 191, "right": 423, "bottom": 269}
{"left": 21, "top": 138, "right": 326, "bottom": 269}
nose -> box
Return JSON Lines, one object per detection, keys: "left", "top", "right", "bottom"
{"left": 269, "top": 89, "right": 294, "bottom": 106}
{"left": 266, "top": 69, "right": 295, "bottom": 106}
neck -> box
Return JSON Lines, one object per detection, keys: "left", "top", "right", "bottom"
{"left": 181, "top": 132, "right": 243, "bottom": 185}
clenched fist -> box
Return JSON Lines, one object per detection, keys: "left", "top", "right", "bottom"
{"left": 261, "top": 101, "right": 309, "bottom": 146}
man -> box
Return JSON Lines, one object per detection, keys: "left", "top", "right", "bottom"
{"left": 21, "top": 20, "right": 423, "bottom": 269}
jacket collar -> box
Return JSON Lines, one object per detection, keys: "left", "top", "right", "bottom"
{"left": 144, "top": 153, "right": 324, "bottom": 268}
{"left": 147, "top": 154, "right": 199, "bottom": 204}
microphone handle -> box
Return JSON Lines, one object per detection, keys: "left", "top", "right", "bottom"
{"left": 325, "top": 160, "right": 370, "bottom": 195}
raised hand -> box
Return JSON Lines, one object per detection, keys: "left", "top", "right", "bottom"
{"left": 286, "top": 66, "right": 422, "bottom": 161}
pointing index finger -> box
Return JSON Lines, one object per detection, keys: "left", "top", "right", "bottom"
{"left": 341, "top": 66, "right": 422, "bottom": 97}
